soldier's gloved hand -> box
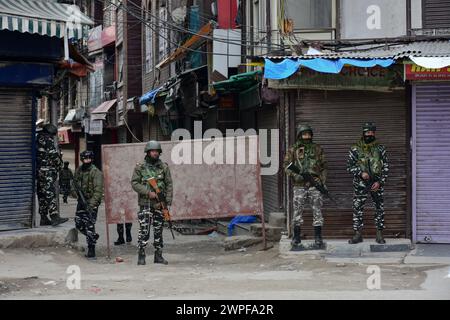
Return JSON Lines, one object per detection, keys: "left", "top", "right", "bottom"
{"left": 313, "top": 176, "right": 322, "bottom": 185}
{"left": 371, "top": 182, "right": 381, "bottom": 192}
{"left": 361, "top": 172, "right": 370, "bottom": 180}
{"left": 148, "top": 191, "right": 157, "bottom": 199}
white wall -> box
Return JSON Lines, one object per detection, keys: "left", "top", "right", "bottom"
{"left": 213, "top": 29, "right": 241, "bottom": 78}
{"left": 411, "top": 0, "right": 423, "bottom": 30}
{"left": 341, "top": 0, "right": 407, "bottom": 39}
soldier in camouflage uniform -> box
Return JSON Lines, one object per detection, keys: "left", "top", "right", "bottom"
{"left": 73, "top": 151, "right": 103, "bottom": 259}
{"left": 284, "top": 124, "right": 327, "bottom": 248}
{"left": 131, "top": 141, "right": 173, "bottom": 266}
{"left": 36, "top": 124, "right": 68, "bottom": 227}
{"left": 59, "top": 161, "right": 73, "bottom": 204}
{"left": 347, "top": 122, "right": 389, "bottom": 244}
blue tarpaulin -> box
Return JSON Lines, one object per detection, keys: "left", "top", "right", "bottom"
{"left": 139, "top": 87, "right": 163, "bottom": 105}
{"left": 264, "top": 58, "right": 395, "bottom": 80}
{"left": 228, "top": 215, "right": 257, "bottom": 236}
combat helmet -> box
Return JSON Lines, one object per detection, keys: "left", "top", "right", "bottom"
{"left": 42, "top": 124, "right": 57, "bottom": 135}
{"left": 144, "top": 140, "right": 162, "bottom": 153}
{"left": 296, "top": 124, "right": 313, "bottom": 138}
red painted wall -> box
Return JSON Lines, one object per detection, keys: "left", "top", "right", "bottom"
{"left": 217, "top": 0, "right": 238, "bottom": 29}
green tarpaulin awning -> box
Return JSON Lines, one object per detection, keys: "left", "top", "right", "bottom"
{"left": 212, "top": 70, "right": 262, "bottom": 93}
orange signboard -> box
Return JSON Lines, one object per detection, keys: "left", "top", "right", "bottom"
{"left": 58, "top": 127, "right": 72, "bottom": 144}
{"left": 404, "top": 64, "right": 450, "bottom": 80}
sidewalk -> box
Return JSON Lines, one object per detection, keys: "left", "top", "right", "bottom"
{"left": 1, "top": 197, "right": 450, "bottom": 267}
{"left": 404, "top": 244, "right": 450, "bottom": 264}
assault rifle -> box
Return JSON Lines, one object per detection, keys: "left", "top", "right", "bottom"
{"left": 286, "top": 162, "right": 336, "bottom": 204}
{"left": 364, "top": 159, "right": 380, "bottom": 192}
{"left": 72, "top": 179, "right": 96, "bottom": 223}
{"left": 147, "top": 177, "right": 176, "bottom": 240}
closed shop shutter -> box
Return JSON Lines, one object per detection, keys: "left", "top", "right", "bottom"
{"left": 293, "top": 90, "right": 408, "bottom": 238}
{"left": 413, "top": 83, "right": 450, "bottom": 243}
{"left": 0, "top": 90, "right": 34, "bottom": 231}
{"left": 423, "top": 0, "right": 450, "bottom": 28}
{"left": 257, "top": 105, "right": 280, "bottom": 219}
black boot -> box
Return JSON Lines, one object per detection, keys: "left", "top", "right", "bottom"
{"left": 125, "top": 223, "right": 132, "bottom": 243}
{"left": 348, "top": 230, "right": 363, "bottom": 244}
{"left": 50, "top": 214, "right": 69, "bottom": 227}
{"left": 154, "top": 249, "right": 168, "bottom": 265}
{"left": 86, "top": 245, "right": 96, "bottom": 259}
{"left": 114, "top": 224, "right": 125, "bottom": 245}
{"left": 291, "top": 225, "right": 301, "bottom": 247}
{"left": 314, "top": 226, "right": 324, "bottom": 247}
{"left": 40, "top": 215, "right": 52, "bottom": 226}
{"left": 137, "top": 248, "right": 146, "bottom": 265}
{"left": 376, "top": 229, "right": 386, "bottom": 244}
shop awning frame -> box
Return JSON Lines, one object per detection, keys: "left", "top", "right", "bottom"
{"left": 0, "top": 0, "right": 94, "bottom": 39}
{"left": 156, "top": 21, "right": 213, "bottom": 70}
{"left": 92, "top": 99, "right": 117, "bottom": 114}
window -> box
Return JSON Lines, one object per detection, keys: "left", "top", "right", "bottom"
{"left": 159, "top": 6, "right": 168, "bottom": 60}
{"left": 118, "top": 46, "right": 124, "bottom": 83}
{"left": 145, "top": 2, "right": 153, "bottom": 73}
{"left": 285, "top": 0, "right": 332, "bottom": 29}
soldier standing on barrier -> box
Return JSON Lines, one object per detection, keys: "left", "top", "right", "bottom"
{"left": 284, "top": 124, "right": 327, "bottom": 249}
{"left": 131, "top": 141, "right": 173, "bottom": 266}
{"left": 347, "top": 122, "right": 389, "bottom": 244}
{"left": 73, "top": 150, "right": 103, "bottom": 259}
{"left": 36, "top": 124, "right": 68, "bottom": 227}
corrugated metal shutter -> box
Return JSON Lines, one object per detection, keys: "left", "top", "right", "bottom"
{"left": 0, "top": 90, "right": 34, "bottom": 231}
{"left": 414, "top": 83, "right": 450, "bottom": 243}
{"left": 423, "top": 0, "right": 450, "bottom": 28}
{"left": 294, "top": 90, "right": 408, "bottom": 239}
{"left": 257, "top": 105, "right": 280, "bottom": 219}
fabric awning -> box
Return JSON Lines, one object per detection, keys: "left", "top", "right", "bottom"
{"left": 139, "top": 87, "right": 163, "bottom": 105}
{"left": 156, "top": 21, "right": 213, "bottom": 69}
{"left": 264, "top": 58, "right": 394, "bottom": 79}
{"left": 0, "top": 0, "right": 94, "bottom": 39}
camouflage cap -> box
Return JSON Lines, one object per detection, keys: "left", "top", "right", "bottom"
{"left": 80, "top": 150, "right": 94, "bottom": 160}
{"left": 363, "top": 122, "right": 376, "bottom": 133}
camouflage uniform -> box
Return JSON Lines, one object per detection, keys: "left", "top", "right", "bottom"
{"left": 131, "top": 157, "right": 173, "bottom": 251}
{"left": 59, "top": 164, "right": 73, "bottom": 203}
{"left": 284, "top": 139, "right": 327, "bottom": 228}
{"left": 36, "top": 131, "right": 62, "bottom": 219}
{"left": 347, "top": 139, "right": 389, "bottom": 231}
{"left": 73, "top": 164, "right": 103, "bottom": 246}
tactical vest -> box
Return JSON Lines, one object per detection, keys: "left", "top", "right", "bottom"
{"left": 293, "top": 142, "right": 322, "bottom": 176}
{"left": 77, "top": 167, "right": 98, "bottom": 200}
{"left": 60, "top": 169, "right": 72, "bottom": 182}
{"left": 354, "top": 141, "right": 383, "bottom": 177}
{"left": 140, "top": 162, "right": 167, "bottom": 193}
